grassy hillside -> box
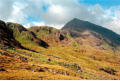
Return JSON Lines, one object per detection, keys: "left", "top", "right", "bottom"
{"left": 0, "top": 43, "right": 120, "bottom": 80}
{"left": 0, "top": 20, "right": 120, "bottom": 80}
{"left": 6, "top": 23, "right": 49, "bottom": 50}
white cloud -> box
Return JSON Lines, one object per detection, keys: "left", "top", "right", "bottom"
{"left": 103, "top": 13, "right": 120, "bottom": 34}
{"left": 0, "top": 0, "right": 13, "bottom": 20}
{"left": 6, "top": 2, "right": 28, "bottom": 24}
{"left": 41, "top": 5, "right": 68, "bottom": 25}
{"left": 101, "top": 6, "right": 120, "bottom": 34}
{"left": 23, "top": 22, "right": 45, "bottom": 28}
{"left": 0, "top": 0, "right": 120, "bottom": 34}
{"left": 24, "top": 21, "right": 63, "bottom": 29}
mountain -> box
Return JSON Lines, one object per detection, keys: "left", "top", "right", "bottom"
{"left": 0, "top": 20, "right": 23, "bottom": 48}
{"left": 28, "top": 26, "right": 71, "bottom": 46}
{"left": 6, "top": 22, "right": 49, "bottom": 48}
{"left": 0, "top": 19, "right": 120, "bottom": 80}
{"left": 62, "top": 18, "right": 120, "bottom": 48}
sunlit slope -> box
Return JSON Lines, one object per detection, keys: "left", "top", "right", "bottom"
{"left": 0, "top": 20, "right": 120, "bottom": 80}
{"left": 0, "top": 44, "right": 120, "bottom": 80}
{"left": 6, "top": 22, "right": 49, "bottom": 49}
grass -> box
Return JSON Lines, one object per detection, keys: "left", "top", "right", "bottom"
{"left": 0, "top": 42, "right": 120, "bottom": 80}
{"left": 0, "top": 25, "right": 120, "bottom": 80}
{"left": 0, "top": 46, "right": 120, "bottom": 80}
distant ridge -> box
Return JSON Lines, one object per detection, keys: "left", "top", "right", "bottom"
{"left": 62, "top": 18, "right": 120, "bottom": 47}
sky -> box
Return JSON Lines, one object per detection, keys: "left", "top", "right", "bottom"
{"left": 0, "top": 0, "right": 120, "bottom": 34}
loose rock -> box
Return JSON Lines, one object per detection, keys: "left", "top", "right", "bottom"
{"left": 99, "top": 67, "right": 117, "bottom": 75}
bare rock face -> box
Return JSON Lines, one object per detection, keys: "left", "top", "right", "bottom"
{"left": 0, "top": 20, "right": 23, "bottom": 48}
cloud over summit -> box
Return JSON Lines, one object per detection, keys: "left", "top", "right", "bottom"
{"left": 0, "top": 0, "right": 120, "bottom": 34}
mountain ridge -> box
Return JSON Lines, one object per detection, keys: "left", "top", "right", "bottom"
{"left": 62, "top": 18, "right": 120, "bottom": 48}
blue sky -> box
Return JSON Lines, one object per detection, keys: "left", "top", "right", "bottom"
{"left": 78, "top": 0, "right": 120, "bottom": 7}
{"left": 0, "top": 0, "right": 120, "bottom": 34}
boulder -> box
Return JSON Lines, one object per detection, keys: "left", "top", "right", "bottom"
{"left": 33, "top": 67, "right": 45, "bottom": 72}
{"left": 58, "top": 62, "right": 83, "bottom": 73}
{"left": 16, "top": 56, "right": 28, "bottom": 62}
{"left": 47, "top": 58, "right": 51, "bottom": 62}
{"left": 99, "top": 67, "right": 117, "bottom": 75}
{"left": 0, "top": 68, "right": 7, "bottom": 72}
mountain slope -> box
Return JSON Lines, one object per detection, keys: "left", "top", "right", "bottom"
{"left": 0, "top": 20, "right": 23, "bottom": 48}
{"left": 62, "top": 18, "right": 120, "bottom": 48}
{"left": 6, "top": 22, "right": 49, "bottom": 49}
{"left": 0, "top": 20, "right": 120, "bottom": 80}
{"left": 28, "top": 26, "right": 71, "bottom": 46}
